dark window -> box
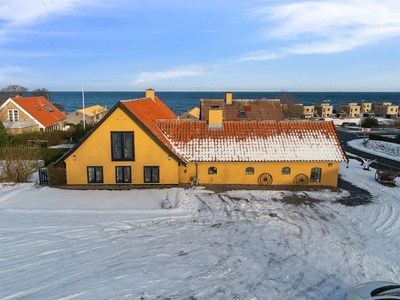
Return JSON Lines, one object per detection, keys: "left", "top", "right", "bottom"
{"left": 239, "top": 110, "right": 247, "bottom": 118}
{"left": 282, "top": 167, "right": 291, "bottom": 175}
{"left": 245, "top": 167, "right": 254, "bottom": 175}
{"left": 310, "top": 167, "right": 322, "bottom": 182}
{"left": 111, "top": 132, "right": 134, "bottom": 161}
{"left": 87, "top": 166, "right": 103, "bottom": 183}
{"left": 144, "top": 166, "right": 159, "bottom": 183}
{"left": 208, "top": 167, "right": 217, "bottom": 174}
{"left": 116, "top": 166, "right": 131, "bottom": 183}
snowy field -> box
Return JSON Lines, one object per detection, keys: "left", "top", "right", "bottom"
{"left": 1, "top": 141, "right": 400, "bottom": 299}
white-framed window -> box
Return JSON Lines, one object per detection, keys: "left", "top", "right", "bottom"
{"left": 8, "top": 109, "right": 19, "bottom": 122}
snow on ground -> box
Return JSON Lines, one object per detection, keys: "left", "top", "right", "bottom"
{"left": 1, "top": 149, "right": 400, "bottom": 299}
{"left": 348, "top": 138, "right": 400, "bottom": 162}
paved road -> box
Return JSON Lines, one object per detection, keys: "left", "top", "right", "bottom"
{"left": 336, "top": 128, "right": 400, "bottom": 173}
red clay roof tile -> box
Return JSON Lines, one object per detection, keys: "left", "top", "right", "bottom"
{"left": 12, "top": 96, "right": 66, "bottom": 128}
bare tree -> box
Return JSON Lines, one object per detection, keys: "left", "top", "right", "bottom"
{"left": 278, "top": 90, "right": 303, "bottom": 119}
{"left": 0, "top": 85, "right": 28, "bottom": 104}
{"left": 32, "top": 88, "right": 51, "bottom": 101}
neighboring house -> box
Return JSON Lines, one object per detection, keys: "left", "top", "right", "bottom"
{"left": 302, "top": 105, "right": 315, "bottom": 119}
{"left": 200, "top": 92, "right": 284, "bottom": 121}
{"left": 314, "top": 103, "right": 334, "bottom": 118}
{"left": 55, "top": 89, "right": 347, "bottom": 187}
{"left": 0, "top": 96, "right": 66, "bottom": 134}
{"left": 179, "top": 107, "right": 200, "bottom": 120}
{"left": 372, "top": 102, "right": 398, "bottom": 118}
{"left": 65, "top": 105, "right": 108, "bottom": 125}
{"left": 338, "top": 103, "right": 361, "bottom": 118}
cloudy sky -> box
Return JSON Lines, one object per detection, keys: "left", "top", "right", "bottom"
{"left": 1, "top": 0, "right": 400, "bottom": 91}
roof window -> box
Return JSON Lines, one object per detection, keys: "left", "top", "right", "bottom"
{"left": 43, "top": 105, "right": 53, "bottom": 112}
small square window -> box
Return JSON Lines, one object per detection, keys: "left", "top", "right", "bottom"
{"left": 208, "top": 167, "right": 217, "bottom": 174}
{"left": 245, "top": 167, "right": 255, "bottom": 175}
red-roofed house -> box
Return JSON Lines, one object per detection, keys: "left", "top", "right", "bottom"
{"left": 200, "top": 92, "right": 284, "bottom": 121}
{"left": 55, "top": 89, "right": 347, "bottom": 187}
{"left": 0, "top": 96, "right": 66, "bottom": 134}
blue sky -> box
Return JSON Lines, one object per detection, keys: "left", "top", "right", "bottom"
{"left": 1, "top": 0, "right": 400, "bottom": 92}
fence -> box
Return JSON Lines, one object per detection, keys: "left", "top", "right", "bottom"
{"left": 38, "top": 168, "right": 49, "bottom": 186}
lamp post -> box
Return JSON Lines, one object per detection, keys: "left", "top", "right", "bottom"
{"left": 359, "top": 99, "right": 365, "bottom": 130}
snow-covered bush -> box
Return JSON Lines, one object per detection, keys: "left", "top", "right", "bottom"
{"left": 0, "top": 146, "right": 42, "bottom": 183}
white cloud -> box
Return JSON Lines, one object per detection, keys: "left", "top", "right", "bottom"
{"left": 238, "top": 51, "right": 283, "bottom": 62}
{"left": 247, "top": 0, "right": 400, "bottom": 57}
{"left": 132, "top": 65, "right": 206, "bottom": 84}
{"left": 0, "top": 0, "right": 93, "bottom": 27}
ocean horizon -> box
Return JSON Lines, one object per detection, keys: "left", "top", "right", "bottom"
{"left": 37, "top": 91, "right": 400, "bottom": 115}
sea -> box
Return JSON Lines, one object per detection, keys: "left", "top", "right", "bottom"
{"left": 42, "top": 91, "right": 400, "bottom": 115}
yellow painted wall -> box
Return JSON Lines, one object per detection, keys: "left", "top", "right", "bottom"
{"left": 65, "top": 107, "right": 180, "bottom": 185}
{"left": 208, "top": 109, "right": 223, "bottom": 127}
{"left": 179, "top": 161, "right": 340, "bottom": 187}
{"left": 0, "top": 102, "right": 40, "bottom": 134}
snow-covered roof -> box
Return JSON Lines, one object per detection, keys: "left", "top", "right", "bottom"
{"left": 156, "top": 120, "right": 347, "bottom": 162}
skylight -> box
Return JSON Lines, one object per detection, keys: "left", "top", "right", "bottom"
{"left": 43, "top": 105, "right": 53, "bottom": 112}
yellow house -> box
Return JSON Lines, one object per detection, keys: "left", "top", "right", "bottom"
{"left": 0, "top": 96, "right": 66, "bottom": 134}
{"left": 65, "top": 105, "right": 108, "bottom": 125}
{"left": 55, "top": 90, "right": 348, "bottom": 187}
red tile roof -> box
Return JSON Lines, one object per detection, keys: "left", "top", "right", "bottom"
{"left": 200, "top": 99, "right": 284, "bottom": 121}
{"left": 12, "top": 96, "right": 66, "bottom": 127}
{"left": 120, "top": 96, "right": 186, "bottom": 162}
{"left": 155, "top": 120, "right": 347, "bottom": 162}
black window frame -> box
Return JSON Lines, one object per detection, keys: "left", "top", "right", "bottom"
{"left": 245, "top": 167, "right": 255, "bottom": 175}
{"left": 282, "top": 167, "right": 291, "bottom": 175}
{"left": 310, "top": 167, "right": 322, "bottom": 182}
{"left": 87, "top": 166, "right": 103, "bottom": 183}
{"left": 144, "top": 166, "right": 159, "bottom": 183}
{"left": 111, "top": 131, "right": 134, "bottom": 161}
{"left": 208, "top": 167, "right": 217, "bottom": 174}
{"left": 116, "top": 166, "right": 132, "bottom": 183}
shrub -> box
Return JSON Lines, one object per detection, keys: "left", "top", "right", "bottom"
{"left": 47, "top": 162, "right": 66, "bottom": 186}
{"left": 361, "top": 117, "right": 379, "bottom": 128}
{"left": 0, "top": 146, "right": 42, "bottom": 183}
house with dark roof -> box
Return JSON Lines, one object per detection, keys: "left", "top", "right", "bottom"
{"left": 55, "top": 89, "right": 347, "bottom": 187}
{"left": 0, "top": 96, "right": 66, "bottom": 134}
{"left": 200, "top": 92, "right": 284, "bottom": 121}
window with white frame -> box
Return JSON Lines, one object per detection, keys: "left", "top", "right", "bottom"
{"left": 8, "top": 109, "right": 18, "bottom": 122}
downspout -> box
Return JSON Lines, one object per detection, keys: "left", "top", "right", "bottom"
{"left": 195, "top": 162, "right": 199, "bottom": 186}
